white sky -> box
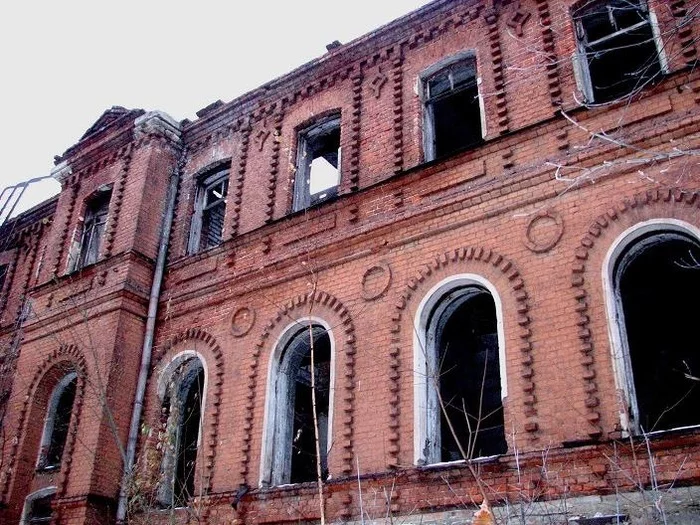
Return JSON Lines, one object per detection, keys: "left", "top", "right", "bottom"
{"left": 0, "top": 0, "right": 432, "bottom": 216}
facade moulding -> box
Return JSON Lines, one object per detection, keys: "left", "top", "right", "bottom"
{"left": 570, "top": 187, "right": 700, "bottom": 439}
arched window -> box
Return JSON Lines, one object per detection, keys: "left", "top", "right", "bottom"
{"left": 158, "top": 357, "right": 205, "bottom": 507}
{"left": 415, "top": 276, "right": 507, "bottom": 465}
{"left": 261, "top": 322, "right": 333, "bottom": 486}
{"left": 37, "top": 372, "right": 77, "bottom": 470}
{"left": 608, "top": 226, "right": 700, "bottom": 433}
{"left": 21, "top": 487, "right": 56, "bottom": 525}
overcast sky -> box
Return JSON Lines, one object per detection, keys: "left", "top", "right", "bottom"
{"left": 1, "top": 0, "right": 432, "bottom": 215}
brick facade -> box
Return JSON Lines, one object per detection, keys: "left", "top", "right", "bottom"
{"left": 1, "top": 1, "right": 699, "bottom": 523}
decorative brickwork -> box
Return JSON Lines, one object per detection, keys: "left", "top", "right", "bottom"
{"left": 102, "top": 148, "right": 132, "bottom": 258}
{"left": 535, "top": 0, "right": 563, "bottom": 106}
{"left": 389, "top": 246, "right": 539, "bottom": 468}
{"left": 571, "top": 187, "right": 700, "bottom": 439}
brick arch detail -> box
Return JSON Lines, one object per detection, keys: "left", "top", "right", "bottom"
{"left": 150, "top": 327, "right": 225, "bottom": 502}
{"left": 570, "top": 187, "right": 700, "bottom": 439}
{"left": 389, "top": 246, "right": 539, "bottom": 469}
{"left": 0, "top": 345, "right": 87, "bottom": 505}
{"left": 239, "top": 291, "right": 357, "bottom": 492}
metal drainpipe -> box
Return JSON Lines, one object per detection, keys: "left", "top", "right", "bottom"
{"left": 116, "top": 156, "right": 181, "bottom": 523}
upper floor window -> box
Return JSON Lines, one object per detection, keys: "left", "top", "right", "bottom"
{"left": 573, "top": 0, "right": 663, "bottom": 103}
{"left": 423, "top": 56, "right": 483, "bottom": 161}
{"left": 188, "top": 168, "right": 229, "bottom": 253}
{"left": 37, "top": 372, "right": 77, "bottom": 470}
{"left": 73, "top": 188, "right": 111, "bottom": 270}
{"left": 293, "top": 115, "right": 341, "bottom": 211}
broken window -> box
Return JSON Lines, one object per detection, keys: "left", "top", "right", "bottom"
{"left": 24, "top": 493, "right": 55, "bottom": 524}
{"left": 73, "top": 188, "right": 111, "bottom": 270}
{"left": 38, "top": 372, "right": 77, "bottom": 470}
{"left": 293, "top": 116, "right": 341, "bottom": 211}
{"left": 423, "top": 56, "right": 483, "bottom": 161}
{"left": 573, "top": 0, "right": 663, "bottom": 103}
{"left": 417, "top": 283, "right": 506, "bottom": 464}
{"left": 189, "top": 168, "right": 229, "bottom": 253}
{"left": 613, "top": 231, "right": 700, "bottom": 433}
{"left": 158, "top": 359, "right": 205, "bottom": 507}
{"left": 263, "top": 324, "right": 332, "bottom": 486}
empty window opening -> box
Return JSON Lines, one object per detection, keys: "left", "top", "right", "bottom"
{"left": 74, "top": 188, "right": 111, "bottom": 270}
{"left": 159, "top": 359, "right": 205, "bottom": 507}
{"left": 293, "top": 116, "right": 341, "bottom": 211}
{"left": 25, "top": 494, "right": 54, "bottom": 524}
{"left": 38, "top": 372, "right": 77, "bottom": 470}
{"left": 424, "top": 287, "right": 506, "bottom": 463}
{"left": 573, "top": 0, "right": 662, "bottom": 103}
{"left": 0, "top": 263, "right": 7, "bottom": 297}
{"left": 189, "top": 169, "right": 229, "bottom": 253}
{"left": 264, "top": 324, "right": 332, "bottom": 486}
{"left": 615, "top": 232, "right": 700, "bottom": 433}
{"left": 424, "top": 57, "right": 483, "bottom": 161}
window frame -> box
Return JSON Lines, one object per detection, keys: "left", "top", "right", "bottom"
{"left": 36, "top": 372, "right": 78, "bottom": 471}
{"left": 188, "top": 167, "right": 230, "bottom": 254}
{"left": 292, "top": 115, "right": 342, "bottom": 212}
{"left": 603, "top": 219, "right": 700, "bottom": 435}
{"left": 156, "top": 353, "right": 207, "bottom": 508}
{"left": 413, "top": 275, "right": 507, "bottom": 465}
{"left": 70, "top": 187, "right": 112, "bottom": 272}
{"left": 20, "top": 487, "right": 56, "bottom": 525}
{"left": 420, "top": 52, "right": 485, "bottom": 162}
{"left": 260, "top": 319, "right": 335, "bottom": 487}
{"left": 572, "top": 0, "right": 667, "bottom": 104}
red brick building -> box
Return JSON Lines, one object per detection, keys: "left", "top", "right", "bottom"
{"left": 1, "top": 1, "right": 700, "bottom": 523}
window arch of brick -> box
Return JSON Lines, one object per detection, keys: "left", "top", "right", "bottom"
{"left": 260, "top": 318, "right": 336, "bottom": 487}
{"left": 603, "top": 219, "right": 700, "bottom": 435}
{"left": 156, "top": 351, "right": 207, "bottom": 507}
{"left": 413, "top": 274, "right": 507, "bottom": 465}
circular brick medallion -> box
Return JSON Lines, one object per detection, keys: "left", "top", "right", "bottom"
{"left": 231, "top": 306, "right": 256, "bottom": 337}
{"left": 361, "top": 262, "right": 392, "bottom": 300}
{"left": 525, "top": 210, "right": 564, "bottom": 253}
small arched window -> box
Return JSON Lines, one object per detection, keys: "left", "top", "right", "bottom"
{"left": 158, "top": 358, "right": 205, "bottom": 507}
{"left": 415, "top": 277, "right": 507, "bottom": 465}
{"left": 262, "top": 323, "right": 333, "bottom": 486}
{"left": 610, "top": 229, "right": 700, "bottom": 433}
{"left": 21, "top": 487, "right": 56, "bottom": 525}
{"left": 37, "top": 372, "right": 77, "bottom": 470}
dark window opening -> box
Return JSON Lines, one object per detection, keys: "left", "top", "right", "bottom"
{"left": 293, "top": 116, "right": 341, "bottom": 211}
{"left": 38, "top": 373, "right": 77, "bottom": 470}
{"left": 75, "top": 189, "right": 111, "bottom": 270}
{"left": 0, "top": 264, "right": 7, "bottom": 294}
{"left": 616, "top": 233, "right": 700, "bottom": 433}
{"left": 27, "top": 494, "right": 54, "bottom": 524}
{"left": 574, "top": 0, "right": 662, "bottom": 103}
{"left": 434, "top": 289, "right": 506, "bottom": 461}
{"left": 174, "top": 366, "right": 204, "bottom": 506}
{"left": 424, "top": 58, "right": 483, "bottom": 161}
{"left": 160, "top": 360, "right": 205, "bottom": 507}
{"left": 189, "top": 169, "right": 229, "bottom": 253}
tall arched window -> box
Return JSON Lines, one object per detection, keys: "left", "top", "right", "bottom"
{"left": 37, "top": 372, "right": 77, "bottom": 470}
{"left": 158, "top": 357, "right": 205, "bottom": 507}
{"left": 261, "top": 322, "right": 333, "bottom": 486}
{"left": 608, "top": 226, "right": 700, "bottom": 433}
{"left": 415, "top": 276, "right": 507, "bottom": 465}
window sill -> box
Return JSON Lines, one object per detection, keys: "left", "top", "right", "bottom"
{"left": 36, "top": 464, "right": 60, "bottom": 473}
{"left": 417, "top": 454, "right": 502, "bottom": 470}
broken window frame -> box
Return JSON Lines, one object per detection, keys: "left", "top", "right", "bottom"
{"left": 572, "top": 0, "right": 666, "bottom": 104}
{"left": 21, "top": 488, "right": 56, "bottom": 525}
{"left": 70, "top": 187, "right": 112, "bottom": 271}
{"left": 260, "top": 321, "right": 334, "bottom": 487}
{"left": 421, "top": 53, "right": 485, "bottom": 162}
{"left": 413, "top": 275, "right": 507, "bottom": 465}
{"left": 292, "top": 115, "right": 342, "bottom": 212}
{"left": 605, "top": 221, "right": 700, "bottom": 435}
{"left": 188, "top": 167, "right": 230, "bottom": 254}
{"left": 36, "top": 372, "right": 78, "bottom": 471}
{"left": 157, "top": 356, "right": 206, "bottom": 508}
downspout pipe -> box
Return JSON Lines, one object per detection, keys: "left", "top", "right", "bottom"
{"left": 117, "top": 115, "right": 182, "bottom": 522}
